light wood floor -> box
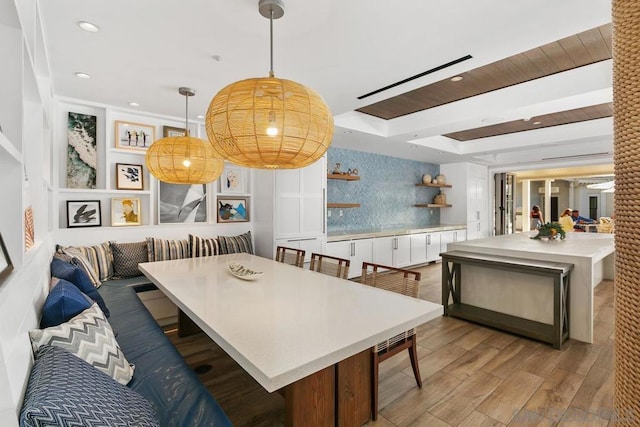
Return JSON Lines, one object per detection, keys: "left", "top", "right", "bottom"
{"left": 168, "top": 262, "right": 614, "bottom": 426}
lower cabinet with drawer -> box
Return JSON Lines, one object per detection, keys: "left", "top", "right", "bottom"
{"left": 275, "top": 236, "right": 324, "bottom": 266}
{"left": 326, "top": 239, "right": 373, "bottom": 279}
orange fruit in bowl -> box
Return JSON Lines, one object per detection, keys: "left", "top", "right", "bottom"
{"left": 550, "top": 228, "right": 557, "bottom": 236}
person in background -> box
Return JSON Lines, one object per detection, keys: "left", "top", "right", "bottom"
{"left": 559, "top": 208, "right": 574, "bottom": 232}
{"left": 571, "top": 209, "right": 595, "bottom": 231}
{"left": 530, "top": 205, "right": 543, "bottom": 229}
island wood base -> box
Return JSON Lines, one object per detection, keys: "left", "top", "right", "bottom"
{"left": 284, "top": 349, "right": 372, "bottom": 426}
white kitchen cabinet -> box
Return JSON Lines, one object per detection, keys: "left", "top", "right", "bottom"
{"left": 439, "top": 162, "right": 490, "bottom": 240}
{"left": 326, "top": 238, "right": 373, "bottom": 279}
{"left": 426, "top": 232, "right": 442, "bottom": 262}
{"left": 393, "top": 235, "right": 411, "bottom": 267}
{"left": 372, "top": 236, "right": 394, "bottom": 266}
{"left": 254, "top": 157, "right": 327, "bottom": 260}
{"left": 410, "top": 233, "right": 427, "bottom": 265}
{"left": 440, "top": 229, "right": 466, "bottom": 253}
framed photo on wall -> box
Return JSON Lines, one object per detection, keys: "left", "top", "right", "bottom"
{"left": 111, "top": 197, "right": 141, "bottom": 226}
{"left": 66, "top": 200, "right": 101, "bottom": 228}
{"left": 217, "top": 197, "right": 249, "bottom": 223}
{"left": 219, "top": 165, "right": 247, "bottom": 194}
{"left": 115, "top": 163, "right": 144, "bottom": 190}
{"left": 163, "top": 125, "right": 186, "bottom": 137}
{"left": 0, "top": 232, "right": 13, "bottom": 285}
{"left": 114, "top": 120, "right": 155, "bottom": 151}
{"left": 159, "top": 182, "right": 207, "bottom": 223}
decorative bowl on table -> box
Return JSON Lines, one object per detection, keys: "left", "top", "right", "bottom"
{"left": 227, "top": 262, "right": 263, "bottom": 280}
{"left": 531, "top": 222, "right": 566, "bottom": 240}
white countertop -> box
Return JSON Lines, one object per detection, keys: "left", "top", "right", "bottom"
{"left": 139, "top": 254, "right": 442, "bottom": 392}
{"left": 328, "top": 224, "right": 467, "bottom": 242}
{"left": 447, "top": 231, "right": 614, "bottom": 262}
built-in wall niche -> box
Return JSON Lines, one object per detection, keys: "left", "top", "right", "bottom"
{"left": 57, "top": 192, "right": 152, "bottom": 229}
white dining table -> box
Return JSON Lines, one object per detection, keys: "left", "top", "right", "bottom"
{"left": 139, "top": 253, "right": 442, "bottom": 426}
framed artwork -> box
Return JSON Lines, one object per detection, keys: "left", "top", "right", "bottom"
{"left": 111, "top": 197, "right": 141, "bottom": 226}
{"left": 24, "top": 206, "right": 34, "bottom": 250}
{"left": 116, "top": 163, "right": 144, "bottom": 190}
{"left": 217, "top": 197, "right": 249, "bottom": 223}
{"left": 66, "top": 200, "right": 101, "bottom": 228}
{"left": 67, "top": 112, "right": 97, "bottom": 189}
{"left": 114, "top": 120, "right": 155, "bottom": 151}
{"left": 220, "top": 166, "right": 247, "bottom": 194}
{"left": 159, "top": 182, "right": 207, "bottom": 223}
{"left": 0, "top": 232, "right": 13, "bottom": 285}
{"left": 163, "top": 125, "right": 186, "bottom": 137}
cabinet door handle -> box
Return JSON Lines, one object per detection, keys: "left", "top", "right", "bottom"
{"left": 476, "top": 211, "right": 480, "bottom": 220}
{"left": 427, "top": 235, "right": 431, "bottom": 245}
{"left": 351, "top": 242, "right": 355, "bottom": 257}
{"left": 393, "top": 238, "right": 398, "bottom": 250}
{"left": 322, "top": 189, "right": 326, "bottom": 234}
{"left": 477, "top": 223, "right": 480, "bottom": 231}
{"left": 287, "top": 238, "right": 317, "bottom": 242}
{"left": 454, "top": 232, "right": 457, "bottom": 242}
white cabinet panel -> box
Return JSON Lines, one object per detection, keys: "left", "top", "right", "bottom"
{"left": 426, "top": 232, "right": 441, "bottom": 262}
{"left": 301, "top": 196, "right": 324, "bottom": 235}
{"left": 351, "top": 239, "right": 373, "bottom": 278}
{"left": 276, "top": 169, "right": 301, "bottom": 193}
{"left": 440, "top": 229, "right": 466, "bottom": 253}
{"left": 372, "top": 236, "right": 394, "bottom": 266}
{"left": 393, "top": 235, "right": 411, "bottom": 267}
{"left": 326, "top": 240, "right": 351, "bottom": 260}
{"left": 276, "top": 196, "right": 302, "bottom": 237}
{"left": 410, "top": 233, "right": 427, "bottom": 265}
{"left": 276, "top": 237, "right": 324, "bottom": 263}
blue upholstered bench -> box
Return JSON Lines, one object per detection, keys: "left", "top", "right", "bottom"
{"left": 98, "top": 278, "right": 231, "bottom": 427}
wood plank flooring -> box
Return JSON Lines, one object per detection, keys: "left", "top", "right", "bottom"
{"left": 168, "top": 262, "right": 614, "bottom": 426}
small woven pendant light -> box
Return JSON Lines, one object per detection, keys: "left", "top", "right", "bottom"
{"left": 146, "top": 87, "right": 224, "bottom": 184}
{"left": 205, "top": 0, "right": 334, "bottom": 169}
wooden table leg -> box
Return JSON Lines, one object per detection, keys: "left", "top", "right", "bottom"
{"left": 285, "top": 365, "right": 335, "bottom": 427}
{"left": 336, "top": 349, "right": 372, "bottom": 426}
{"left": 178, "top": 309, "right": 202, "bottom": 337}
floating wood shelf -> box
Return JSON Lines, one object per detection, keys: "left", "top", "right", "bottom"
{"left": 415, "top": 183, "right": 452, "bottom": 188}
{"left": 327, "top": 203, "right": 361, "bottom": 208}
{"left": 414, "top": 204, "right": 452, "bottom": 208}
{"left": 328, "top": 174, "right": 360, "bottom": 181}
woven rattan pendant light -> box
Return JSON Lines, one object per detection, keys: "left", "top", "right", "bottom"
{"left": 205, "top": 0, "right": 334, "bottom": 169}
{"left": 146, "top": 87, "right": 224, "bottom": 184}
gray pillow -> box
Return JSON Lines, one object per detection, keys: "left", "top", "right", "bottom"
{"left": 110, "top": 241, "right": 148, "bottom": 278}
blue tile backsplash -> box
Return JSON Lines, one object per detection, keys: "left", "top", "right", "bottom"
{"left": 327, "top": 147, "right": 441, "bottom": 234}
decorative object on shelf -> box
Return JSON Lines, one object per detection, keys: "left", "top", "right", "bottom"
{"left": 531, "top": 222, "right": 566, "bottom": 240}
{"left": 147, "top": 87, "right": 224, "bottom": 184}
{"left": 162, "top": 126, "right": 186, "bottom": 137}
{"left": 433, "top": 191, "right": 447, "bottom": 205}
{"left": 422, "top": 174, "right": 432, "bottom": 184}
{"left": 67, "top": 112, "right": 97, "bottom": 189}
{"left": 227, "top": 262, "right": 263, "bottom": 281}
{"left": 220, "top": 165, "right": 247, "bottom": 194}
{"left": 111, "top": 198, "right": 141, "bottom": 226}
{"left": 115, "top": 163, "right": 144, "bottom": 190}
{"left": 206, "top": 0, "right": 334, "bottom": 169}
{"left": 114, "top": 120, "right": 155, "bottom": 151}
{"left": 66, "top": 200, "right": 101, "bottom": 228}
{"left": 435, "top": 174, "right": 446, "bottom": 185}
{"left": 159, "top": 182, "right": 207, "bottom": 223}
{"left": 332, "top": 163, "right": 342, "bottom": 174}
{"left": 0, "top": 232, "right": 13, "bottom": 285}
{"left": 352, "top": 168, "right": 359, "bottom": 176}
{"left": 24, "top": 206, "right": 34, "bottom": 250}
{"left": 432, "top": 178, "right": 438, "bottom": 184}
{"left": 217, "top": 197, "right": 249, "bottom": 223}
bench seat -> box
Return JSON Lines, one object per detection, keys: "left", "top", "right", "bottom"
{"left": 98, "top": 280, "right": 231, "bottom": 426}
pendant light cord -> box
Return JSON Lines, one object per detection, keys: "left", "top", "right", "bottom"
{"left": 269, "top": 9, "right": 274, "bottom": 78}
{"left": 185, "top": 94, "right": 189, "bottom": 136}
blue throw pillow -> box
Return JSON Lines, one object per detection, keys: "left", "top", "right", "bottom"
{"left": 40, "top": 279, "right": 92, "bottom": 329}
{"left": 50, "top": 258, "right": 110, "bottom": 317}
{"left": 20, "top": 345, "right": 159, "bottom": 427}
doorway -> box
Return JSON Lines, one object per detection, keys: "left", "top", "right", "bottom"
{"left": 551, "top": 197, "right": 558, "bottom": 222}
{"left": 589, "top": 196, "right": 598, "bottom": 220}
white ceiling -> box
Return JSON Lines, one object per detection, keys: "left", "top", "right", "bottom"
{"left": 38, "top": 0, "right": 613, "bottom": 172}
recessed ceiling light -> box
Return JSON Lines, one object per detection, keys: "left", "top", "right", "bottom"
{"left": 450, "top": 76, "right": 463, "bottom": 82}
{"left": 77, "top": 21, "right": 100, "bottom": 32}
{"left": 211, "top": 55, "right": 223, "bottom": 62}
{"left": 196, "top": 114, "right": 205, "bottom": 119}
{"left": 74, "top": 72, "right": 91, "bottom": 79}
{"left": 533, "top": 121, "right": 542, "bottom": 125}
{"left": 128, "top": 101, "right": 139, "bottom": 107}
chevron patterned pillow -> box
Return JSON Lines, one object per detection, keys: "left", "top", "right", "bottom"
{"left": 20, "top": 345, "right": 158, "bottom": 427}
{"left": 29, "top": 303, "right": 134, "bottom": 385}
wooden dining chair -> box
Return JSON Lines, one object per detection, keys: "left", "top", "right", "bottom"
{"left": 309, "top": 253, "right": 350, "bottom": 279}
{"left": 360, "top": 262, "right": 422, "bottom": 420}
{"left": 275, "top": 246, "right": 306, "bottom": 268}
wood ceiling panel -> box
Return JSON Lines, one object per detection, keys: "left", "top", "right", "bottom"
{"left": 357, "top": 24, "right": 611, "bottom": 120}
{"left": 443, "top": 102, "right": 613, "bottom": 141}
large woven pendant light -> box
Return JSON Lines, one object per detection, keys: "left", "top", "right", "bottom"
{"left": 205, "top": 0, "right": 334, "bottom": 169}
{"left": 146, "top": 87, "right": 224, "bottom": 184}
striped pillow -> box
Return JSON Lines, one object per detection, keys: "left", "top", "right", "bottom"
{"left": 146, "top": 237, "right": 190, "bottom": 262}
{"left": 58, "top": 242, "right": 113, "bottom": 283}
{"left": 218, "top": 231, "right": 254, "bottom": 255}
{"left": 189, "top": 234, "right": 219, "bottom": 258}
{"left": 56, "top": 247, "right": 101, "bottom": 288}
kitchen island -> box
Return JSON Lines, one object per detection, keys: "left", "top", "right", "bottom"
{"left": 445, "top": 231, "right": 614, "bottom": 343}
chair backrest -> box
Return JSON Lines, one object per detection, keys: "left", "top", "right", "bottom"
{"left": 360, "top": 262, "right": 421, "bottom": 298}
{"left": 275, "top": 246, "right": 306, "bottom": 268}
{"left": 309, "top": 253, "right": 350, "bottom": 279}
